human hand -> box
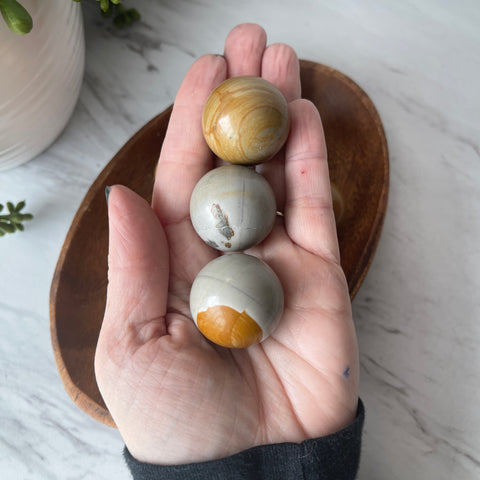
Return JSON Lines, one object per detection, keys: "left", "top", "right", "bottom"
{"left": 95, "top": 23, "right": 359, "bottom": 465}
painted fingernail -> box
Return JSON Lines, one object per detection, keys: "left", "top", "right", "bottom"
{"left": 105, "top": 186, "right": 111, "bottom": 206}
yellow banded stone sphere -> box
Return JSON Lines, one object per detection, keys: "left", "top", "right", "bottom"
{"left": 202, "top": 76, "right": 290, "bottom": 165}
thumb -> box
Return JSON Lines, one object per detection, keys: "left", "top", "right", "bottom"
{"left": 100, "top": 185, "right": 169, "bottom": 346}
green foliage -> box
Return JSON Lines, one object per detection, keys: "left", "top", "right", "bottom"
{"left": 112, "top": 4, "right": 141, "bottom": 28}
{"left": 100, "top": 0, "right": 121, "bottom": 13}
{"left": 93, "top": 0, "right": 140, "bottom": 28}
{"left": 0, "top": 0, "right": 139, "bottom": 35}
{"left": 0, "top": 0, "right": 33, "bottom": 34}
{"left": 0, "top": 201, "right": 33, "bottom": 236}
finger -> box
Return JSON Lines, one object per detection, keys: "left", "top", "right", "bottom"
{"left": 224, "top": 23, "right": 267, "bottom": 77}
{"left": 284, "top": 99, "right": 340, "bottom": 263}
{"left": 100, "top": 185, "right": 170, "bottom": 347}
{"left": 152, "top": 54, "right": 227, "bottom": 225}
{"left": 261, "top": 43, "right": 301, "bottom": 102}
{"left": 256, "top": 43, "right": 301, "bottom": 211}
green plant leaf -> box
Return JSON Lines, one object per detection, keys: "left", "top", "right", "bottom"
{"left": 14, "top": 200, "right": 25, "bottom": 212}
{"left": 0, "top": 0, "right": 33, "bottom": 35}
{"left": 0, "top": 221, "right": 16, "bottom": 234}
{"left": 100, "top": 0, "right": 110, "bottom": 13}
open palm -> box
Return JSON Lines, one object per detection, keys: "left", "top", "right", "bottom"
{"left": 95, "top": 24, "right": 359, "bottom": 465}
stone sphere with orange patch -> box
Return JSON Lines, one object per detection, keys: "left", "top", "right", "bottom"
{"left": 190, "top": 253, "right": 284, "bottom": 348}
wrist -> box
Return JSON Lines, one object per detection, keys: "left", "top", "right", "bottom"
{"left": 123, "top": 400, "right": 365, "bottom": 479}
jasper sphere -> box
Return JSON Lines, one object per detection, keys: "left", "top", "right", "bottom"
{"left": 190, "top": 253, "right": 284, "bottom": 348}
{"left": 202, "top": 76, "right": 290, "bottom": 165}
{"left": 190, "top": 165, "right": 276, "bottom": 251}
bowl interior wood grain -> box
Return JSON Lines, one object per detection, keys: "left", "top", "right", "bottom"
{"left": 50, "top": 60, "right": 389, "bottom": 427}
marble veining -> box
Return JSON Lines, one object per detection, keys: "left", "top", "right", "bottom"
{"left": 1, "top": 0, "right": 479, "bottom": 478}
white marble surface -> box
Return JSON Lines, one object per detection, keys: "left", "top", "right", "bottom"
{"left": 1, "top": 0, "right": 479, "bottom": 478}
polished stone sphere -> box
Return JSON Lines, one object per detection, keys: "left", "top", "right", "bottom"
{"left": 190, "top": 253, "right": 284, "bottom": 348}
{"left": 190, "top": 165, "right": 276, "bottom": 251}
{"left": 202, "top": 76, "right": 290, "bottom": 165}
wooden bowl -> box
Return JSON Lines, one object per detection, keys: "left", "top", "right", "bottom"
{"left": 49, "top": 60, "right": 389, "bottom": 427}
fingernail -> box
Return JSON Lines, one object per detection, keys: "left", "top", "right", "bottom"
{"left": 215, "top": 53, "right": 226, "bottom": 59}
{"left": 105, "top": 186, "right": 111, "bottom": 206}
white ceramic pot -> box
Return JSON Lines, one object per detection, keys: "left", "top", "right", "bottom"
{"left": 0, "top": 0, "right": 85, "bottom": 171}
